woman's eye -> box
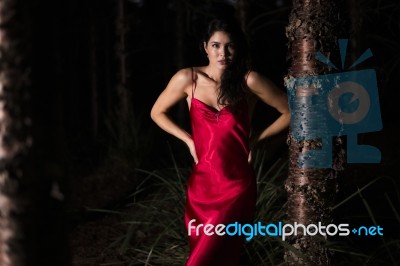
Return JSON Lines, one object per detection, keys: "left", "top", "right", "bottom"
{"left": 212, "top": 44, "right": 219, "bottom": 48}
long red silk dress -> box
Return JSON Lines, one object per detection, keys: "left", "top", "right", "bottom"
{"left": 184, "top": 74, "right": 257, "bottom": 266}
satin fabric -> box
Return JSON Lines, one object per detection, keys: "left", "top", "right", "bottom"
{"left": 184, "top": 95, "right": 257, "bottom": 266}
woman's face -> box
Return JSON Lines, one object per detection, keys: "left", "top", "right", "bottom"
{"left": 204, "top": 31, "right": 236, "bottom": 69}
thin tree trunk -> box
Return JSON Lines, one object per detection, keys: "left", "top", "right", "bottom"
{"left": 284, "top": 0, "right": 344, "bottom": 265}
{"left": 175, "top": 0, "right": 187, "bottom": 125}
{"left": 90, "top": 1, "right": 99, "bottom": 139}
{"left": 347, "top": 0, "right": 363, "bottom": 55}
{"left": 115, "top": 0, "right": 130, "bottom": 135}
{"left": 235, "top": 0, "right": 249, "bottom": 33}
{"left": 0, "top": 0, "right": 33, "bottom": 264}
{"left": 346, "top": 0, "right": 368, "bottom": 148}
{"left": 104, "top": 3, "right": 113, "bottom": 118}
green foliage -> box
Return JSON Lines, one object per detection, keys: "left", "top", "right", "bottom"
{"left": 104, "top": 107, "right": 153, "bottom": 170}
{"left": 91, "top": 147, "right": 290, "bottom": 266}
{"left": 114, "top": 151, "right": 191, "bottom": 266}
{"left": 328, "top": 175, "right": 400, "bottom": 266}
{"left": 89, "top": 146, "right": 400, "bottom": 266}
{"left": 242, "top": 150, "right": 288, "bottom": 266}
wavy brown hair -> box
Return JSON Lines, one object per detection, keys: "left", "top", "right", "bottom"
{"left": 201, "top": 18, "right": 251, "bottom": 110}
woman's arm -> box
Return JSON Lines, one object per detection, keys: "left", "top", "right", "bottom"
{"left": 246, "top": 71, "right": 290, "bottom": 143}
{"left": 150, "top": 68, "right": 198, "bottom": 163}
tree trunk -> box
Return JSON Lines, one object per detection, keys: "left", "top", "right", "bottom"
{"left": 0, "top": 0, "right": 33, "bottom": 265}
{"left": 175, "top": 0, "right": 187, "bottom": 125}
{"left": 284, "top": 0, "right": 344, "bottom": 265}
{"left": 90, "top": 1, "right": 99, "bottom": 139}
{"left": 235, "top": 0, "right": 249, "bottom": 33}
{"left": 115, "top": 0, "right": 130, "bottom": 137}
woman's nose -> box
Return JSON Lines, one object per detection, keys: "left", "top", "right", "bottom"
{"left": 220, "top": 47, "right": 230, "bottom": 57}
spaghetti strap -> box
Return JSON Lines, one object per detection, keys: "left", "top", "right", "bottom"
{"left": 185, "top": 67, "right": 256, "bottom": 266}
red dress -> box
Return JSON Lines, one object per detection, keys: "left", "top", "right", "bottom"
{"left": 184, "top": 77, "right": 257, "bottom": 266}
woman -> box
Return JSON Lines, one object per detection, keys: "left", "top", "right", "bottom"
{"left": 150, "top": 18, "right": 290, "bottom": 266}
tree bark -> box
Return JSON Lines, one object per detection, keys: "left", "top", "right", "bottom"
{"left": 0, "top": 0, "right": 33, "bottom": 265}
{"left": 284, "top": 0, "right": 345, "bottom": 265}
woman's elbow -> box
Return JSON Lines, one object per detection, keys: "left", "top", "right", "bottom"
{"left": 150, "top": 105, "right": 158, "bottom": 122}
{"left": 150, "top": 106, "right": 165, "bottom": 124}
{"left": 150, "top": 110, "right": 157, "bottom": 123}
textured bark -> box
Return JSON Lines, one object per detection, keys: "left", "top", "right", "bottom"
{"left": 284, "top": 0, "right": 345, "bottom": 265}
{"left": 0, "top": 0, "right": 32, "bottom": 265}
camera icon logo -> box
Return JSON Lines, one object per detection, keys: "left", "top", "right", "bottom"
{"left": 286, "top": 39, "right": 382, "bottom": 168}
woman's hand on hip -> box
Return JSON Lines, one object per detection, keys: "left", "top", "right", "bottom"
{"left": 186, "top": 139, "right": 198, "bottom": 164}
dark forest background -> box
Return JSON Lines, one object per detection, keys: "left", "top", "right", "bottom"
{"left": 6, "top": 0, "right": 400, "bottom": 265}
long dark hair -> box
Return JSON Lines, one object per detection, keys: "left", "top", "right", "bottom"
{"left": 202, "top": 18, "right": 250, "bottom": 110}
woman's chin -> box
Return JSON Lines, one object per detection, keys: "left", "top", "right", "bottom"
{"left": 217, "top": 64, "right": 229, "bottom": 70}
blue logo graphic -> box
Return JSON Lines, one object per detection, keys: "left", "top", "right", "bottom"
{"left": 286, "top": 39, "right": 382, "bottom": 168}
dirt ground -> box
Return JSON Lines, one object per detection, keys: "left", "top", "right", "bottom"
{"left": 67, "top": 160, "right": 137, "bottom": 266}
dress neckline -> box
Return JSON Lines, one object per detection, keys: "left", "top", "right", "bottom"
{"left": 191, "top": 97, "right": 230, "bottom": 113}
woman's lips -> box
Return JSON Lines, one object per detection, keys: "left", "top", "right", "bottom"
{"left": 218, "top": 60, "right": 230, "bottom": 65}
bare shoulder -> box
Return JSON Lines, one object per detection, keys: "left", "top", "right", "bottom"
{"left": 246, "top": 70, "right": 262, "bottom": 87}
{"left": 246, "top": 70, "right": 277, "bottom": 93}
{"left": 166, "top": 67, "right": 195, "bottom": 95}
{"left": 171, "top": 67, "right": 194, "bottom": 84}
{"left": 244, "top": 70, "right": 288, "bottom": 110}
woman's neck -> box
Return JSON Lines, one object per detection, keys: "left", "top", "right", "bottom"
{"left": 204, "top": 65, "right": 224, "bottom": 83}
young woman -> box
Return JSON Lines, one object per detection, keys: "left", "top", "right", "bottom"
{"left": 150, "top": 18, "right": 290, "bottom": 266}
